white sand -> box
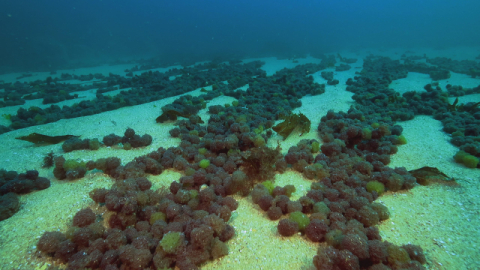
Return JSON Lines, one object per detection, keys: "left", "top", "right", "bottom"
{"left": 0, "top": 49, "right": 479, "bottom": 270}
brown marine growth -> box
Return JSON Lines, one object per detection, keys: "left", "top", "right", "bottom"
{"left": 240, "top": 145, "right": 282, "bottom": 186}
{"left": 272, "top": 112, "right": 311, "bottom": 139}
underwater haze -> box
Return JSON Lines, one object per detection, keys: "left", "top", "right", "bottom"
{"left": 2, "top": 0, "right": 480, "bottom": 269}
{"left": 1, "top": 0, "right": 479, "bottom": 72}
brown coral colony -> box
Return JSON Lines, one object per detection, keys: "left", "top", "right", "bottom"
{"left": 33, "top": 58, "right": 433, "bottom": 270}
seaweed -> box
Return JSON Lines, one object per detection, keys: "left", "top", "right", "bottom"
{"left": 272, "top": 112, "right": 311, "bottom": 139}
{"left": 458, "top": 101, "right": 480, "bottom": 114}
{"left": 409, "top": 166, "right": 458, "bottom": 186}
{"left": 448, "top": 98, "right": 480, "bottom": 114}
{"left": 156, "top": 107, "right": 189, "bottom": 122}
{"left": 447, "top": 97, "right": 459, "bottom": 112}
{"left": 468, "top": 68, "right": 480, "bottom": 78}
{"left": 15, "top": 133, "right": 79, "bottom": 145}
{"left": 274, "top": 75, "right": 287, "bottom": 84}
{"left": 240, "top": 144, "right": 282, "bottom": 188}
{"left": 337, "top": 53, "right": 357, "bottom": 64}
{"left": 156, "top": 105, "right": 204, "bottom": 123}
{"left": 42, "top": 151, "right": 56, "bottom": 168}
{"left": 1, "top": 114, "right": 11, "bottom": 121}
{"left": 388, "top": 92, "right": 401, "bottom": 103}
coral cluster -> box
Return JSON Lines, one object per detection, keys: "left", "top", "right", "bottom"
{"left": 0, "top": 169, "right": 50, "bottom": 195}
{"left": 249, "top": 112, "right": 423, "bottom": 268}
{"left": 37, "top": 177, "right": 235, "bottom": 269}
{"left": 30, "top": 57, "right": 435, "bottom": 269}
{"left": 0, "top": 169, "right": 50, "bottom": 220}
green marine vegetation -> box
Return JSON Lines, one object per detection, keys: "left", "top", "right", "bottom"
{"left": 468, "top": 68, "right": 480, "bottom": 78}
{"left": 184, "top": 167, "right": 196, "bottom": 176}
{"left": 1, "top": 114, "right": 11, "bottom": 121}
{"left": 453, "top": 150, "right": 479, "bottom": 168}
{"left": 160, "top": 232, "right": 184, "bottom": 254}
{"left": 447, "top": 97, "right": 460, "bottom": 112}
{"left": 156, "top": 97, "right": 207, "bottom": 123}
{"left": 156, "top": 106, "right": 200, "bottom": 123}
{"left": 337, "top": 53, "right": 357, "bottom": 64}
{"left": 311, "top": 141, "right": 320, "bottom": 153}
{"left": 63, "top": 159, "right": 86, "bottom": 171}
{"left": 53, "top": 156, "right": 88, "bottom": 180}
{"left": 366, "top": 181, "right": 385, "bottom": 195}
{"left": 252, "top": 134, "right": 266, "bottom": 147}
{"left": 240, "top": 145, "right": 282, "bottom": 187}
{"left": 313, "top": 201, "right": 330, "bottom": 217}
{"left": 458, "top": 101, "right": 480, "bottom": 113}
{"left": 391, "top": 135, "right": 407, "bottom": 145}
{"left": 88, "top": 138, "right": 101, "bottom": 150}
{"left": 289, "top": 211, "right": 310, "bottom": 231}
{"left": 448, "top": 97, "right": 480, "bottom": 113}
{"left": 361, "top": 127, "right": 372, "bottom": 140}
{"left": 199, "top": 159, "right": 210, "bottom": 169}
{"left": 272, "top": 112, "right": 311, "bottom": 139}
{"left": 198, "top": 148, "right": 208, "bottom": 155}
{"left": 303, "top": 163, "right": 330, "bottom": 180}
{"left": 261, "top": 180, "right": 275, "bottom": 195}
{"left": 388, "top": 92, "right": 402, "bottom": 103}
{"left": 149, "top": 212, "right": 166, "bottom": 224}
{"left": 371, "top": 122, "right": 380, "bottom": 129}
{"left": 326, "top": 61, "right": 336, "bottom": 68}
{"left": 42, "top": 151, "right": 56, "bottom": 168}
{"left": 123, "top": 142, "right": 132, "bottom": 150}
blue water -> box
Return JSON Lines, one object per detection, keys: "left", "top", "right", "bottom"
{"left": 0, "top": 0, "right": 479, "bottom": 72}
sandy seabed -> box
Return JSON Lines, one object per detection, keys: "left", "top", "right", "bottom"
{"left": 0, "top": 47, "right": 479, "bottom": 270}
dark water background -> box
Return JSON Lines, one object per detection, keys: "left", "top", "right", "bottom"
{"left": 0, "top": 0, "right": 479, "bottom": 72}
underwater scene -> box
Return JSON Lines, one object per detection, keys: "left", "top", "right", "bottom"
{"left": 0, "top": 1, "right": 479, "bottom": 270}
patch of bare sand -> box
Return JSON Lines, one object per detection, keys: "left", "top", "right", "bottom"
{"left": 384, "top": 116, "right": 480, "bottom": 270}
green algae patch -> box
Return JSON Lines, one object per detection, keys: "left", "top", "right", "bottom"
{"left": 160, "top": 232, "right": 184, "bottom": 254}
{"left": 289, "top": 211, "right": 310, "bottom": 231}
{"left": 313, "top": 202, "right": 330, "bottom": 216}
{"left": 311, "top": 141, "right": 320, "bottom": 153}
{"left": 149, "top": 212, "right": 166, "bottom": 225}
{"left": 199, "top": 159, "right": 210, "bottom": 169}
{"left": 63, "top": 159, "right": 86, "bottom": 170}
{"left": 253, "top": 134, "right": 266, "bottom": 147}
{"left": 366, "top": 181, "right": 385, "bottom": 195}
{"left": 261, "top": 180, "right": 275, "bottom": 195}
{"left": 454, "top": 150, "right": 479, "bottom": 168}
